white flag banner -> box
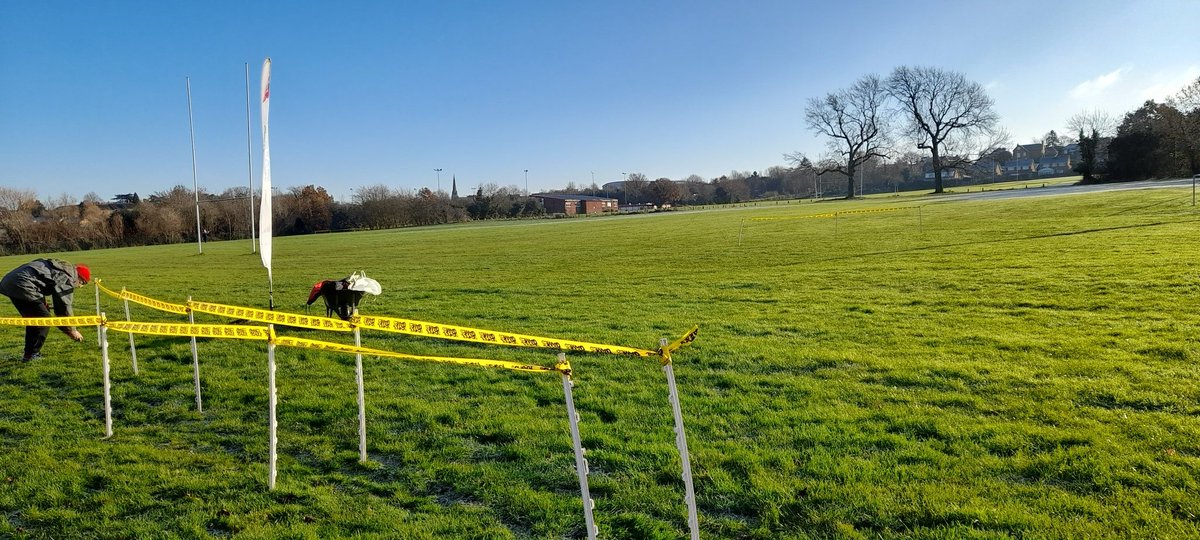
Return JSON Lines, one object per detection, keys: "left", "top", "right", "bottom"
{"left": 259, "top": 58, "right": 273, "bottom": 282}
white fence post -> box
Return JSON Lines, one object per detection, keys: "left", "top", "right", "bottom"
{"left": 354, "top": 315, "right": 367, "bottom": 463}
{"left": 559, "top": 353, "right": 597, "bottom": 540}
{"left": 267, "top": 325, "right": 278, "bottom": 490}
{"left": 123, "top": 296, "right": 138, "bottom": 375}
{"left": 187, "top": 296, "right": 202, "bottom": 413}
{"left": 661, "top": 338, "right": 699, "bottom": 540}
{"left": 94, "top": 280, "right": 102, "bottom": 346}
{"left": 101, "top": 313, "right": 112, "bottom": 438}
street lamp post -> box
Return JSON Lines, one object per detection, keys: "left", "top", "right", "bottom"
{"left": 622, "top": 172, "right": 628, "bottom": 205}
{"left": 524, "top": 169, "right": 529, "bottom": 195}
{"left": 434, "top": 168, "right": 443, "bottom": 194}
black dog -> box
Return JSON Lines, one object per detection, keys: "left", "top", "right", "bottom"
{"left": 306, "top": 279, "right": 364, "bottom": 320}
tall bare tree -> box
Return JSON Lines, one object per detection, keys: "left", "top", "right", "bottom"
{"left": 887, "top": 66, "right": 998, "bottom": 193}
{"left": 1066, "top": 108, "right": 1118, "bottom": 138}
{"left": 804, "top": 74, "right": 891, "bottom": 199}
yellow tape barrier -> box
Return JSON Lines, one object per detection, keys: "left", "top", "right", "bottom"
{"left": 123, "top": 290, "right": 189, "bottom": 315}
{"left": 187, "top": 301, "right": 353, "bottom": 332}
{"left": 750, "top": 207, "right": 908, "bottom": 221}
{"left": 107, "top": 321, "right": 274, "bottom": 340}
{"left": 274, "top": 336, "right": 567, "bottom": 375}
{"left": 99, "top": 284, "right": 696, "bottom": 359}
{"left": 352, "top": 314, "right": 659, "bottom": 357}
{"left": 0, "top": 315, "right": 105, "bottom": 327}
{"left": 96, "top": 279, "right": 123, "bottom": 301}
{"left": 660, "top": 326, "right": 700, "bottom": 363}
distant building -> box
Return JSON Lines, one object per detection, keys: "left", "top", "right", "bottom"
{"left": 1012, "top": 143, "right": 1046, "bottom": 160}
{"left": 1002, "top": 158, "right": 1038, "bottom": 177}
{"left": 532, "top": 193, "right": 618, "bottom": 216}
{"left": 1037, "top": 154, "right": 1072, "bottom": 176}
{"left": 1001, "top": 143, "right": 1075, "bottom": 178}
{"left": 619, "top": 203, "right": 657, "bottom": 213}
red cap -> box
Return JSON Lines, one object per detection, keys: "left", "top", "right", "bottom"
{"left": 76, "top": 264, "right": 91, "bottom": 284}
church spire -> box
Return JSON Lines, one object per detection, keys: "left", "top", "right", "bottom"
{"left": 451, "top": 175, "right": 459, "bottom": 199}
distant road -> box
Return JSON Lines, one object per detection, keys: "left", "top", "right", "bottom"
{"left": 943, "top": 178, "right": 1195, "bottom": 202}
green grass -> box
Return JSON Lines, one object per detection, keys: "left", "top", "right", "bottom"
{"left": 2, "top": 186, "right": 1200, "bottom": 538}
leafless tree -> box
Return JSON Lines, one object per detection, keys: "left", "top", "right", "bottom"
{"left": 938, "top": 126, "right": 1012, "bottom": 172}
{"left": 1066, "top": 108, "right": 1118, "bottom": 138}
{"left": 624, "top": 172, "right": 649, "bottom": 202}
{"left": 0, "top": 187, "right": 36, "bottom": 212}
{"left": 887, "top": 66, "right": 998, "bottom": 193}
{"left": 1172, "top": 76, "right": 1200, "bottom": 112}
{"left": 805, "top": 74, "right": 892, "bottom": 198}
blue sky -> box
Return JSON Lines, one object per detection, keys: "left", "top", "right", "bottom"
{"left": 2, "top": 1, "right": 1198, "bottom": 202}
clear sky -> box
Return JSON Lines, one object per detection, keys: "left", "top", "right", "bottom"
{"left": 2, "top": 1, "right": 1198, "bottom": 202}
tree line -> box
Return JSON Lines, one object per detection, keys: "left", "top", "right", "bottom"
{"left": 800, "top": 66, "right": 1200, "bottom": 194}
{"left": 1093, "top": 77, "right": 1199, "bottom": 182}
{"left": 3, "top": 70, "right": 1196, "bottom": 256}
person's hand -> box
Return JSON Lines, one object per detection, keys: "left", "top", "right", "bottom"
{"left": 68, "top": 329, "right": 84, "bottom": 342}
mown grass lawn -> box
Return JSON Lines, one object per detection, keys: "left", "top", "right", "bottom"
{"left": 1, "top": 185, "right": 1199, "bottom": 538}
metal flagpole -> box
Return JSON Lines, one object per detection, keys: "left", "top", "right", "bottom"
{"left": 245, "top": 63, "right": 257, "bottom": 253}
{"left": 186, "top": 77, "right": 203, "bottom": 255}
{"left": 123, "top": 294, "right": 138, "bottom": 375}
{"left": 101, "top": 314, "right": 112, "bottom": 438}
{"left": 660, "top": 339, "right": 699, "bottom": 540}
{"left": 187, "top": 296, "right": 202, "bottom": 413}
{"left": 559, "top": 354, "right": 597, "bottom": 540}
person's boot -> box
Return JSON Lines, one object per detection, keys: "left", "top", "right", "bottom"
{"left": 21, "top": 353, "right": 41, "bottom": 361}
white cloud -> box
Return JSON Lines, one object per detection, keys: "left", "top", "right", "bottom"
{"left": 1139, "top": 65, "right": 1200, "bottom": 101}
{"left": 1070, "top": 67, "right": 1129, "bottom": 99}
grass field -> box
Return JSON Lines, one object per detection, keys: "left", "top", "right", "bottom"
{"left": 2, "top": 185, "right": 1199, "bottom": 538}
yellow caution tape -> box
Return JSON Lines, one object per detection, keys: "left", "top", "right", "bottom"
{"left": 352, "top": 314, "right": 659, "bottom": 357}
{"left": 659, "top": 325, "right": 700, "bottom": 363}
{"left": 187, "top": 301, "right": 354, "bottom": 332}
{"left": 107, "top": 321, "right": 273, "bottom": 340}
{"left": 0, "top": 315, "right": 106, "bottom": 327}
{"left": 121, "top": 289, "right": 189, "bottom": 315}
{"left": 97, "top": 283, "right": 694, "bottom": 360}
{"left": 96, "top": 279, "right": 124, "bottom": 300}
{"left": 751, "top": 207, "right": 907, "bottom": 221}
{"left": 839, "top": 207, "right": 906, "bottom": 216}
{"left": 751, "top": 212, "right": 837, "bottom": 221}
{"left": 274, "top": 336, "right": 565, "bottom": 375}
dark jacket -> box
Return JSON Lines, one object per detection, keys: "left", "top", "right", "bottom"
{"left": 0, "top": 258, "right": 78, "bottom": 316}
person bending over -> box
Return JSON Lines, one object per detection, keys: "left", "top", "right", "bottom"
{"left": 0, "top": 258, "right": 89, "bottom": 360}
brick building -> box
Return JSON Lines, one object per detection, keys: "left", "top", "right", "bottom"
{"left": 532, "top": 194, "right": 618, "bottom": 215}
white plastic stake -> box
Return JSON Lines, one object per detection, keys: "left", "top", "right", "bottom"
{"left": 123, "top": 297, "right": 138, "bottom": 375}
{"left": 560, "top": 353, "right": 597, "bottom": 540}
{"left": 94, "top": 281, "right": 102, "bottom": 346}
{"left": 267, "top": 327, "right": 278, "bottom": 490}
{"left": 187, "top": 297, "right": 202, "bottom": 413}
{"left": 661, "top": 338, "right": 700, "bottom": 540}
{"left": 354, "top": 322, "right": 367, "bottom": 463}
{"left": 101, "top": 314, "right": 112, "bottom": 438}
